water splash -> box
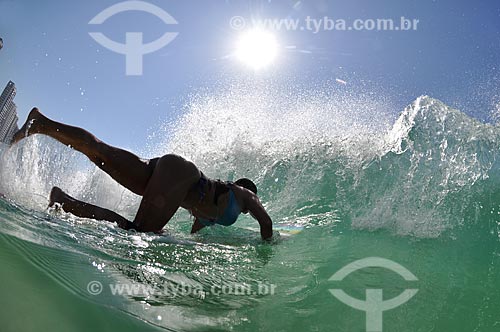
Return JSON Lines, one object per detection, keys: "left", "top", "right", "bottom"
{"left": 2, "top": 87, "right": 500, "bottom": 239}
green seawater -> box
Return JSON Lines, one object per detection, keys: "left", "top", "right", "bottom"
{"left": 1, "top": 96, "right": 500, "bottom": 331}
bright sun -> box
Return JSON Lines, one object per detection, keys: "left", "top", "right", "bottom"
{"left": 235, "top": 29, "right": 278, "bottom": 70}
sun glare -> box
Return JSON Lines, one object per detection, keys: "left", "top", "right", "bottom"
{"left": 235, "top": 29, "right": 278, "bottom": 70}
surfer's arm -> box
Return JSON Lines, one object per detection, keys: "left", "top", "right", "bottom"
{"left": 190, "top": 217, "right": 206, "bottom": 234}
{"left": 246, "top": 196, "right": 273, "bottom": 240}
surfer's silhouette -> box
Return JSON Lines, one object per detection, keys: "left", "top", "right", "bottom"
{"left": 11, "top": 108, "right": 273, "bottom": 240}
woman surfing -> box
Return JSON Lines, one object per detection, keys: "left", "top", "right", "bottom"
{"left": 11, "top": 108, "right": 273, "bottom": 240}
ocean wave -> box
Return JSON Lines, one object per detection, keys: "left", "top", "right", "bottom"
{"left": 2, "top": 91, "right": 500, "bottom": 239}
{"left": 161, "top": 91, "right": 500, "bottom": 238}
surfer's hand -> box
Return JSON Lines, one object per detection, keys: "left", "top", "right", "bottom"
{"left": 261, "top": 228, "right": 273, "bottom": 241}
{"left": 117, "top": 219, "right": 133, "bottom": 230}
{"left": 263, "top": 230, "right": 274, "bottom": 241}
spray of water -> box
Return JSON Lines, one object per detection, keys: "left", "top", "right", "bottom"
{"left": 2, "top": 82, "right": 499, "bottom": 238}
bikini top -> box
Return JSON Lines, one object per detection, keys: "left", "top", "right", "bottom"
{"left": 196, "top": 174, "right": 241, "bottom": 226}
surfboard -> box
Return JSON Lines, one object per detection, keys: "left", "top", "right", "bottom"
{"left": 273, "top": 223, "right": 304, "bottom": 235}
{"left": 240, "top": 223, "right": 304, "bottom": 237}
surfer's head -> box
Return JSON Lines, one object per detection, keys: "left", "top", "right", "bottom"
{"left": 235, "top": 178, "right": 257, "bottom": 195}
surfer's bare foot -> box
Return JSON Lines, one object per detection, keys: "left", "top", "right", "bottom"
{"left": 10, "top": 107, "right": 45, "bottom": 145}
{"left": 48, "top": 186, "right": 67, "bottom": 208}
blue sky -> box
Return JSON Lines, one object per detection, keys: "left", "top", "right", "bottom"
{"left": 1, "top": 0, "right": 499, "bottom": 151}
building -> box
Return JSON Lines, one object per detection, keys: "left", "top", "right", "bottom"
{"left": 0, "top": 80, "right": 19, "bottom": 143}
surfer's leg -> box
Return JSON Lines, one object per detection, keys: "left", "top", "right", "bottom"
{"left": 12, "top": 108, "right": 155, "bottom": 195}
{"left": 190, "top": 218, "right": 206, "bottom": 233}
{"left": 132, "top": 155, "right": 200, "bottom": 232}
{"left": 49, "top": 187, "right": 133, "bottom": 229}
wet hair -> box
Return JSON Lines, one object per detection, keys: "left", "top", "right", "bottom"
{"left": 234, "top": 178, "right": 257, "bottom": 195}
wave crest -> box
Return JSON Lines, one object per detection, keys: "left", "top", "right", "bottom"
{"left": 2, "top": 89, "right": 500, "bottom": 239}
